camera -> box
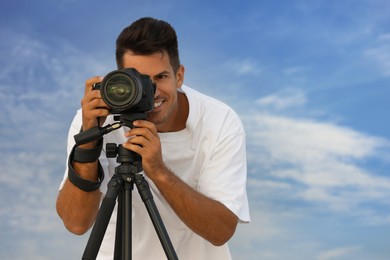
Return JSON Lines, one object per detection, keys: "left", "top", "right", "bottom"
{"left": 93, "top": 68, "right": 155, "bottom": 114}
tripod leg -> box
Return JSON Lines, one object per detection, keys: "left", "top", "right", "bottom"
{"left": 82, "top": 175, "right": 123, "bottom": 260}
{"left": 123, "top": 181, "right": 133, "bottom": 260}
{"left": 114, "top": 190, "right": 123, "bottom": 260}
{"left": 114, "top": 180, "right": 133, "bottom": 260}
{"left": 135, "top": 174, "right": 178, "bottom": 260}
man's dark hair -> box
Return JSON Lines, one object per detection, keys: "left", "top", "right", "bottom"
{"left": 116, "top": 17, "right": 180, "bottom": 72}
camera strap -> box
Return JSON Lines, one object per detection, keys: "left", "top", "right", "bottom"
{"left": 67, "top": 142, "right": 104, "bottom": 192}
{"left": 73, "top": 138, "right": 103, "bottom": 163}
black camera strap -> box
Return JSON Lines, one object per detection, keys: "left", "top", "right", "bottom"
{"left": 67, "top": 143, "right": 104, "bottom": 192}
{"left": 73, "top": 138, "right": 103, "bottom": 163}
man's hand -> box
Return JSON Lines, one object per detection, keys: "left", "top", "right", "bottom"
{"left": 81, "top": 76, "right": 110, "bottom": 132}
{"left": 122, "top": 120, "right": 166, "bottom": 180}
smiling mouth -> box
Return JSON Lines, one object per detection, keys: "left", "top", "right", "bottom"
{"left": 154, "top": 101, "right": 163, "bottom": 108}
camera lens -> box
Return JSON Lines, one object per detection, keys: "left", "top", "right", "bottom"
{"left": 102, "top": 72, "right": 142, "bottom": 110}
{"left": 106, "top": 76, "right": 136, "bottom": 104}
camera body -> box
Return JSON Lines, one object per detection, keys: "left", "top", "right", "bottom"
{"left": 93, "top": 68, "right": 155, "bottom": 115}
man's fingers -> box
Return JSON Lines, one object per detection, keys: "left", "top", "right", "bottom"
{"left": 85, "top": 76, "right": 104, "bottom": 94}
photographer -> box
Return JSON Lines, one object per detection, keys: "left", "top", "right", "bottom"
{"left": 56, "top": 17, "right": 250, "bottom": 259}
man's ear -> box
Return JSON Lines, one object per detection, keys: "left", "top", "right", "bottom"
{"left": 176, "top": 65, "right": 185, "bottom": 88}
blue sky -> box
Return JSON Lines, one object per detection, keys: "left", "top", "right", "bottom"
{"left": 1, "top": 0, "right": 390, "bottom": 259}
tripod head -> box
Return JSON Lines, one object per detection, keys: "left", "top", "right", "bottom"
{"left": 106, "top": 143, "right": 143, "bottom": 175}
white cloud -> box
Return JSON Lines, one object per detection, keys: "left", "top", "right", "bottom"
{"left": 248, "top": 113, "right": 384, "bottom": 161}
{"left": 225, "top": 58, "right": 263, "bottom": 76}
{"left": 243, "top": 91, "right": 390, "bottom": 220}
{"left": 283, "top": 66, "right": 307, "bottom": 75}
{"left": 364, "top": 33, "right": 390, "bottom": 76}
{"left": 256, "top": 88, "right": 307, "bottom": 110}
{"left": 316, "top": 246, "right": 361, "bottom": 260}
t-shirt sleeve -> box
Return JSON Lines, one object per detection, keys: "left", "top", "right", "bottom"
{"left": 197, "top": 110, "right": 250, "bottom": 223}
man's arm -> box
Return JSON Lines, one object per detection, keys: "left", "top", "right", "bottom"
{"left": 154, "top": 166, "right": 238, "bottom": 246}
{"left": 56, "top": 158, "right": 102, "bottom": 235}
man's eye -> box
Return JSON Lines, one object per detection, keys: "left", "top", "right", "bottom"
{"left": 156, "top": 74, "right": 167, "bottom": 80}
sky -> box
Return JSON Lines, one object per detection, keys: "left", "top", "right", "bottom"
{"left": 1, "top": 0, "right": 389, "bottom": 259}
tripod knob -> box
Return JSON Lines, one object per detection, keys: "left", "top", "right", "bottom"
{"left": 106, "top": 143, "right": 118, "bottom": 158}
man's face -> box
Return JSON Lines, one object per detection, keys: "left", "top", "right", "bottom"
{"left": 122, "top": 51, "right": 184, "bottom": 132}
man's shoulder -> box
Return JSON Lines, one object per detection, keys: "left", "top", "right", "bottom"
{"left": 182, "top": 85, "right": 244, "bottom": 134}
{"left": 182, "top": 85, "right": 234, "bottom": 113}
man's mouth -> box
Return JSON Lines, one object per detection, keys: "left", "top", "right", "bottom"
{"left": 154, "top": 100, "right": 163, "bottom": 108}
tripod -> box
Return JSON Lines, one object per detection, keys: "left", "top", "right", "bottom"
{"left": 74, "top": 114, "right": 178, "bottom": 260}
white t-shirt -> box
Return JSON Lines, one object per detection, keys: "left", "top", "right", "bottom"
{"left": 61, "top": 85, "right": 250, "bottom": 259}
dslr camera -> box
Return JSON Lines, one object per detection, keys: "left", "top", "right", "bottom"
{"left": 93, "top": 68, "right": 155, "bottom": 115}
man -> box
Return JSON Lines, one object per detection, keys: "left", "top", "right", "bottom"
{"left": 56, "top": 17, "right": 250, "bottom": 259}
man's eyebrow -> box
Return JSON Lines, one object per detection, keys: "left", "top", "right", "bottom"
{"left": 153, "top": 70, "right": 171, "bottom": 78}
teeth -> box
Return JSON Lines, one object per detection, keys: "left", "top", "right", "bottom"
{"left": 154, "top": 101, "right": 162, "bottom": 108}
